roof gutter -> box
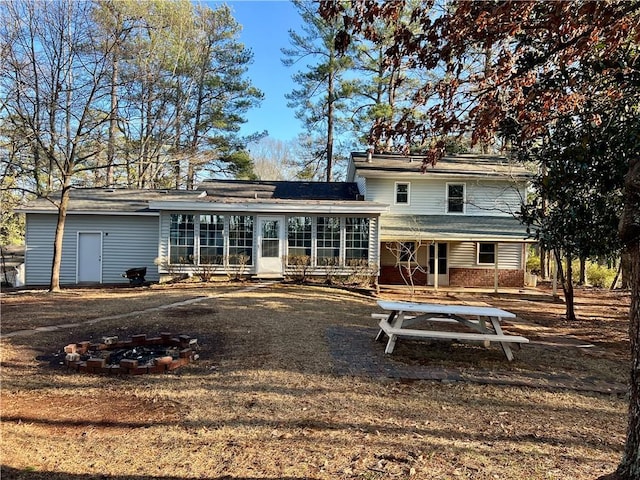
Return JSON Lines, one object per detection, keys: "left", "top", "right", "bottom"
{"left": 149, "top": 200, "right": 389, "bottom": 214}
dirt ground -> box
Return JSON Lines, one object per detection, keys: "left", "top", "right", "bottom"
{"left": 0, "top": 281, "right": 631, "bottom": 480}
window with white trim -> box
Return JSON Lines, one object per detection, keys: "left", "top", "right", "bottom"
{"left": 316, "top": 217, "right": 341, "bottom": 266}
{"left": 287, "top": 216, "right": 312, "bottom": 263}
{"left": 345, "top": 217, "right": 370, "bottom": 263}
{"left": 228, "top": 215, "right": 253, "bottom": 265}
{"left": 169, "top": 214, "right": 195, "bottom": 264}
{"left": 395, "top": 182, "right": 410, "bottom": 204}
{"left": 199, "top": 214, "right": 224, "bottom": 265}
{"left": 446, "top": 183, "right": 465, "bottom": 213}
{"left": 477, "top": 243, "right": 496, "bottom": 265}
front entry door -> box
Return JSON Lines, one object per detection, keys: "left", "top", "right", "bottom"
{"left": 257, "top": 216, "right": 284, "bottom": 276}
{"left": 77, "top": 232, "right": 102, "bottom": 283}
{"left": 428, "top": 242, "right": 449, "bottom": 287}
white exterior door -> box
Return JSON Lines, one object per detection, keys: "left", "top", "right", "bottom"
{"left": 257, "top": 216, "right": 284, "bottom": 276}
{"left": 77, "top": 232, "right": 102, "bottom": 283}
{"left": 428, "top": 242, "right": 449, "bottom": 287}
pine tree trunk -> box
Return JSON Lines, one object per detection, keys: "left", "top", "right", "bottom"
{"left": 106, "top": 55, "right": 118, "bottom": 187}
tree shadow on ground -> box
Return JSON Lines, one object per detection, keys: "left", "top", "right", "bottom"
{"left": 1, "top": 466, "right": 317, "bottom": 480}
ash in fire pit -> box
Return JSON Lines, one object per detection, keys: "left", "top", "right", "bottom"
{"left": 64, "top": 333, "right": 199, "bottom": 375}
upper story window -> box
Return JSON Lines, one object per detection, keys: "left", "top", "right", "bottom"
{"left": 395, "top": 182, "right": 410, "bottom": 205}
{"left": 446, "top": 183, "right": 465, "bottom": 213}
{"left": 477, "top": 242, "right": 496, "bottom": 265}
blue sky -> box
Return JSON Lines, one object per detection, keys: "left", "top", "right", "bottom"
{"left": 209, "top": 1, "right": 305, "bottom": 142}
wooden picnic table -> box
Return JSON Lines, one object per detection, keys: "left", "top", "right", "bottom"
{"left": 374, "top": 300, "right": 529, "bottom": 361}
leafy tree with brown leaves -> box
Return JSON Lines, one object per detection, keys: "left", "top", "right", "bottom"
{"left": 320, "top": 1, "right": 640, "bottom": 478}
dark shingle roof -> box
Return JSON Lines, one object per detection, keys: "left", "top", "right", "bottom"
{"left": 18, "top": 188, "right": 202, "bottom": 213}
{"left": 197, "top": 179, "right": 362, "bottom": 201}
{"left": 352, "top": 152, "right": 532, "bottom": 179}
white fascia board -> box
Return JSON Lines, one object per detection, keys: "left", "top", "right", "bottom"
{"left": 379, "top": 234, "right": 535, "bottom": 243}
{"left": 149, "top": 200, "right": 389, "bottom": 214}
{"left": 356, "top": 171, "right": 531, "bottom": 182}
{"left": 18, "top": 209, "right": 159, "bottom": 216}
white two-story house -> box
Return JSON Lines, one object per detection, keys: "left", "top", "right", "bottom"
{"left": 347, "top": 151, "right": 532, "bottom": 288}
{"left": 18, "top": 152, "right": 531, "bottom": 288}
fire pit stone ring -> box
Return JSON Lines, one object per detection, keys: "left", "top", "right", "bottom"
{"left": 63, "top": 333, "right": 199, "bottom": 375}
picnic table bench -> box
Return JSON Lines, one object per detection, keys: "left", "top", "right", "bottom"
{"left": 375, "top": 300, "right": 529, "bottom": 361}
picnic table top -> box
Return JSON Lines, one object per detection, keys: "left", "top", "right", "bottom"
{"left": 376, "top": 300, "right": 516, "bottom": 319}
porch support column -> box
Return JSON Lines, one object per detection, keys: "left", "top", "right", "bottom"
{"left": 433, "top": 242, "right": 439, "bottom": 291}
{"left": 494, "top": 243, "right": 499, "bottom": 293}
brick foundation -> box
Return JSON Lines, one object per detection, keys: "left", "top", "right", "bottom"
{"left": 449, "top": 268, "right": 525, "bottom": 288}
{"left": 379, "top": 265, "right": 429, "bottom": 286}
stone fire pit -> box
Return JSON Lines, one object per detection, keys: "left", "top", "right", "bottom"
{"left": 64, "top": 333, "right": 199, "bottom": 374}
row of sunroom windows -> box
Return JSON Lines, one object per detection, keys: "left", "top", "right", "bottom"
{"left": 169, "top": 214, "right": 371, "bottom": 266}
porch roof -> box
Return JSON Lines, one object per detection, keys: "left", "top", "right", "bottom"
{"left": 379, "top": 214, "right": 533, "bottom": 243}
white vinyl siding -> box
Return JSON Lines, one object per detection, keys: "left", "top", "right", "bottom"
{"left": 366, "top": 177, "right": 524, "bottom": 216}
{"left": 448, "top": 242, "right": 522, "bottom": 269}
{"left": 24, "top": 214, "right": 160, "bottom": 286}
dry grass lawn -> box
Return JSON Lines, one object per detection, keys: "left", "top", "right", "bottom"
{"left": 0, "top": 282, "right": 631, "bottom": 480}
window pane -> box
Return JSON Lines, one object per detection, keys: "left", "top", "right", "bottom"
{"left": 199, "top": 215, "right": 224, "bottom": 264}
{"left": 345, "top": 217, "right": 369, "bottom": 262}
{"left": 287, "top": 217, "right": 311, "bottom": 263}
{"left": 229, "top": 215, "right": 253, "bottom": 265}
{"left": 447, "top": 184, "right": 464, "bottom": 213}
{"left": 317, "top": 217, "right": 341, "bottom": 264}
{"left": 261, "top": 220, "right": 280, "bottom": 258}
{"left": 396, "top": 183, "right": 409, "bottom": 204}
{"left": 478, "top": 243, "right": 496, "bottom": 264}
{"left": 169, "top": 214, "right": 194, "bottom": 264}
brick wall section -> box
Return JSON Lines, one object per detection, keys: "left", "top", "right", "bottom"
{"left": 449, "top": 268, "right": 525, "bottom": 288}
{"left": 380, "top": 265, "right": 525, "bottom": 287}
{"left": 379, "top": 266, "right": 429, "bottom": 286}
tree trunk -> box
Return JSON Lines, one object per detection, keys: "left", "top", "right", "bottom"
{"left": 615, "top": 156, "right": 640, "bottom": 480}
{"left": 326, "top": 69, "right": 334, "bottom": 182}
{"left": 621, "top": 252, "right": 631, "bottom": 289}
{"left": 540, "top": 246, "right": 549, "bottom": 280}
{"left": 579, "top": 256, "right": 586, "bottom": 285}
{"left": 611, "top": 260, "right": 622, "bottom": 290}
{"left": 554, "top": 250, "right": 577, "bottom": 321}
{"left": 564, "top": 254, "right": 576, "bottom": 321}
{"left": 106, "top": 54, "right": 119, "bottom": 187}
{"left": 49, "top": 186, "right": 71, "bottom": 292}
